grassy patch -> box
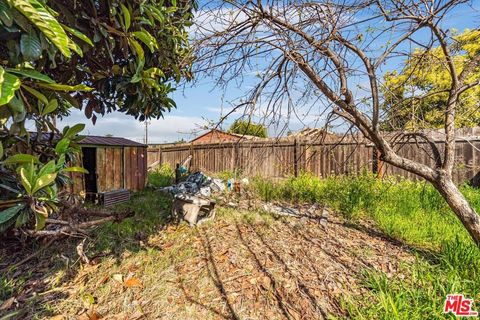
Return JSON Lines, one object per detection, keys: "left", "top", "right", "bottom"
{"left": 147, "top": 163, "right": 175, "bottom": 188}
{"left": 92, "top": 190, "right": 173, "bottom": 253}
{"left": 250, "top": 173, "right": 480, "bottom": 319}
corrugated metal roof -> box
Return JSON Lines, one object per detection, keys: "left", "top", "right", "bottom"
{"left": 29, "top": 132, "right": 146, "bottom": 147}
{"left": 79, "top": 135, "right": 147, "bottom": 147}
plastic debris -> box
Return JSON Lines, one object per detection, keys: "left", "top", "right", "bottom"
{"left": 172, "top": 193, "right": 216, "bottom": 226}
{"left": 160, "top": 171, "right": 225, "bottom": 197}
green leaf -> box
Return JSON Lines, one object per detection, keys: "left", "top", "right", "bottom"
{"left": 63, "top": 123, "right": 85, "bottom": 139}
{"left": 42, "top": 99, "right": 57, "bottom": 115}
{"left": 61, "top": 24, "right": 93, "bottom": 46}
{"left": 34, "top": 210, "right": 46, "bottom": 230}
{"left": 8, "top": 95, "right": 24, "bottom": 113}
{"left": 67, "top": 38, "right": 83, "bottom": 57}
{"left": 132, "top": 30, "right": 158, "bottom": 53}
{"left": 20, "top": 31, "right": 41, "bottom": 60}
{"left": 0, "top": 0, "right": 14, "bottom": 26}
{"left": 6, "top": 68, "right": 55, "bottom": 83}
{"left": 57, "top": 153, "right": 65, "bottom": 167}
{"left": 142, "top": 67, "right": 165, "bottom": 78}
{"left": 147, "top": 5, "right": 165, "bottom": 23}
{"left": 11, "top": 0, "right": 71, "bottom": 57}
{"left": 19, "top": 167, "right": 32, "bottom": 194}
{"left": 0, "top": 204, "right": 25, "bottom": 224}
{"left": 15, "top": 209, "right": 29, "bottom": 228}
{"left": 63, "top": 166, "right": 88, "bottom": 174}
{"left": 0, "top": 67, "right": 21, "bottom": 106}
{"left": 54, "top": 138, "right": 70, "bottom": 154}
{"left": 36, "top": 82, "right": 93, "bottom": 92}
{"left": 129, "top": 38, "right": 144, "bottom": 61}
{"left": 0, "top": 141, "right": 3, "bottom": 159}
{"left": 3, "top": 153, "right": 39, "bottom": 165}
{"left": 32, "top": 172, "right": 56, "bottom": 193}
{"left": 38, "top": 160, "right": 55, "bottom": 177}
{"left": 121, "top": 4, "right": 131, "bottom": 31}
{"left": 22, "top": 84, "right": 48, "bottom": 104}
{"left": 9, "top": 95, "right": 26, "bottom": 123}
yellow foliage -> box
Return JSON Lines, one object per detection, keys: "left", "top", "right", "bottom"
{"left": 382, "top": 29, "right": 480, "bottom": 130}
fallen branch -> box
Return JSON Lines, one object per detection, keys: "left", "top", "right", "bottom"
{"left": 25, "top": 212, "right": 133, "bottom": 238}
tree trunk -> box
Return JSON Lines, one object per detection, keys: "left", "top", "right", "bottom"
{"left": 435, "top": 176, "right": 480, "bottom": 246}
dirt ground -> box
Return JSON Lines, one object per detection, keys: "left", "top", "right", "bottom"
{"left": 0, "top": 203, "right": 414, "bottom": 319}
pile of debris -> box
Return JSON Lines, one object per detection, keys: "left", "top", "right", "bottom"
{"left": 160, "top": 171, "right": 225, "bottom": 197}
{"left": 160, "top": 172, "right": 226, "bottom": 226}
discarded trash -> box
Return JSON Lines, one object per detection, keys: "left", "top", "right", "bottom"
{"left": 227, "top": 178, "right": 235, "bottom": 191}
{"left": 262, "top": 202, "right": 331, "bottom": 227}
{"left": 211, "top": 179, "right": 226, "bottom": 192}
{"left": 160, "top": 171, "right": 225, "bottom": 197}
{"left": 159, "top": 171, "right": 226, "bottom": 226}
{"left": 172, "top": 194, "right": 216, "bottom": 226}
{"left": 263, "top": 203, "right": 301, "bottom": 217}
{"left": 199, "top": 186, "right": 212, "bottom": 197}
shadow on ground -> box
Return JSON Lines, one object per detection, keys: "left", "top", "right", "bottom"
{"left": 1, "top": 193, "right": 418, "bottom": 319}
{"left": 0, "top": 190, "right": 174, "bottom": 318}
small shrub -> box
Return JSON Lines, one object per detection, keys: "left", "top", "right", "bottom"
{"left": 148, "top": 163, "right": 175, "bottom": 188}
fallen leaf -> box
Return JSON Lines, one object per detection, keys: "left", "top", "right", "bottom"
{"left": 0, "top": 297, "right": 15, "bottom": 310}
{"left": 48, "top": 316, "right": 64, "bottom": 320}
{"left": 124, "top": 278, "right": 142, "bottom": 288}
{"left": 88, "top": 311, "right": 101, "bottom": 320}
{"left": 112, "top": 273, "right": 123, "bottom": 283}
{"left": 78, "top": 310, "right": 101, "bottom": 320}
{"left": 96, "top": 274, "right": 109, "bottom": 287}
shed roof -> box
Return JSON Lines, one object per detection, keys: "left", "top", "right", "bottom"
{"left": 29, "top": 132, "right": 146, "bottom": 147}
{"left": 79, "top": 135, "right": 146, "bottom": 147}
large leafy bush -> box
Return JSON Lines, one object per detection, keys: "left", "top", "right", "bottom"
{"left": 0, "top": 0, "right": 195, "bottom": 234}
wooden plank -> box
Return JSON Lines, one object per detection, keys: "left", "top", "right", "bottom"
{"left": 105, "top": 148, "right": 115, "bottom": 191}
{"left": 96, "top": 148, "right": 106, "bottom": 192}
{"left": 124, "top": 147, "right": 131, "bottom": 190}
{"left": 113, "top": 148, "right": 122, "bottom": 189}
{"left": 139, "top": 147, "right": 146, "bottom": 189}
{"left": 131, "top": 147, "right": 138, "bottom": 191}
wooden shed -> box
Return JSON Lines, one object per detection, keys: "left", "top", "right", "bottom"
{"left": 70, "top": 136, "right": 147, "bottom": 197}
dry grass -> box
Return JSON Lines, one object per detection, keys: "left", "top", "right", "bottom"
{"left": 12, "top": 203, "right": 413, "bottom": 320}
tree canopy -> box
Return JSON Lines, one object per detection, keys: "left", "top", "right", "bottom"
{"left": 0, "top": 0, "right": 195, "bottom": 234}
{"left": 382, "top": 29, "right": 480, "bottom": 130}
{"left": 228, "top": 119, "right": 268, "bottom": 138}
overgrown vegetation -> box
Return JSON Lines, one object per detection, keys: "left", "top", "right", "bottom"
{"left": 0, "top": 0, "right": 195, "bottom": 235}
{"left": 148, "top": 163, "right": 175, "bottom": 188}
{"left": 0, "top": 190, "right": 174, "bottom": 317}
{"left": 251, "top": 173, "right": 480, "bottom": 319}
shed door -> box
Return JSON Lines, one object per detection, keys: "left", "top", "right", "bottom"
{"left": 82, "top": 147, "right": 97, "bottom": 195}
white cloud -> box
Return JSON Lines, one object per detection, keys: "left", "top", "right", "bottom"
{"left": 57, "top": 109, "right": 207, "bottom": 144}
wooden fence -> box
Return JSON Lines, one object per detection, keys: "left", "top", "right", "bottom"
{"left": 147, "top": 136, "right": 480, "bottom": 185}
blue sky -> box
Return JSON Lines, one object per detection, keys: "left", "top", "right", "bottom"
{"left": 57, "top": 1, "right": 480, "bottom": 144}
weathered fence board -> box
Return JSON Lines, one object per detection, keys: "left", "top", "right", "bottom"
{"left": 147, "top": 136, "right": 480, "bottom": 185}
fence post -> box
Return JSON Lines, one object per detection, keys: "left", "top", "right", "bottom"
{"left": 233, "top": 143, "right": 239, "bottom": 172}
{"left": 294, "top": 138, "right": 299, "bottom": 177}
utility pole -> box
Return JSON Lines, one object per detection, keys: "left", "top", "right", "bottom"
{"left": 144, "top": 121, "right": 150, "bottom": 144}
